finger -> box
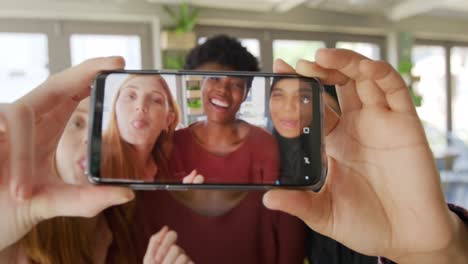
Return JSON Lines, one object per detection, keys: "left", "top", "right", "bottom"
{"left": 359, "top": 59, "right": 415, "bottom": 113}
{"left": 324, "top": 104, "right": 340, "bottom": 136}
{"left": 174, "top": 254, "right": 190, "bottom": 264}
{"left": 33, "top": 184, "right": 134, "bottom": 220}
{"left": 193, "top": 175, "right": 204, "bottom": 184}
{"left": 315, "top": 48, "right": 368, "bottom": 81}
{"left": 144, "top": 226, "right": 169, "bottom": 263}
{"left": 155, "top": 230, "right": 178, "bottom": 263}
{"left": 316, "top": 49, "right": 371, "bottom": 112}
{"left": 296, "top": 60, "right": 349, "bottom": 85}
{"left": 4, "top": 103, "right": 35, "bottom": 199}
{"left": 182, "top": 170, "right": 197, "bottom": 184}
{"left": 162, "top": 245, "right": 183, "bottom": 264}
{"left": 263, "top": 189, "right": 331, "bottom": 235}
{"left": 354, "top": 71, "right": 389, "bottom": 109}
{"left": 18, "top": 56, "right": 125, "bottom": 118}
{"left": 296, "top": 59, "right": 362, "bottom": 113}
{"left": 273, "top": 59, "right": 295, "bottom": 74}
{"left": 335, "top": 80, "right": 362, "bottom": 113}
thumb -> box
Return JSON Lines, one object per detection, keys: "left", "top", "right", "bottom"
{"left": 182, "top": 170, "right": 197, "bottom": 183}
{"left": 263, "top": 189, "right": 332, "bottom": 234}
{"left": 33, "top": 184, "right": 134, "bottom": 220}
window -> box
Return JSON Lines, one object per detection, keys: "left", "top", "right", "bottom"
{"left": 0, "top": 33, "right": 49, "bottom": 102}
{"left": 273, "top": 40, "right": 325, "bottom": 66}
{"left": 70, "top": 34, "right": 142, "bottom": 69}
{"left": 336, "top": 41, "right": 381, "bottom": 60}
{"left": 412, "top": 45, "right": 447, "bottom": 134}
{"left": 451, "top": 47, "right": 468, "bottom": 144}
{"left": 413, "top": 43, "right": 468, "bottom": 207}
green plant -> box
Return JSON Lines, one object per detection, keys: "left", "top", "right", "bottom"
{"left": 187, "top": 98, "right": 202, "bottom": 108}
{"left": 187, "top": 85, "right": 200, "bottom": 91}
{"left": 163, "top": 52, "right": 185, "bottom": 70}
{"left": 398, "top": 58, "right": 423, "bottom": 107}
{"left": 164, "top": 2, "right": 199, "bottom": 33}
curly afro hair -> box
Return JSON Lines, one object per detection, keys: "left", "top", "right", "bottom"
{"left": 184, "top": 34, "right": 260, "bottom": 72}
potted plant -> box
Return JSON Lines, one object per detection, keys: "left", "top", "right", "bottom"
{"left": 160, "top": 2, "right": 199, "bottom": 51}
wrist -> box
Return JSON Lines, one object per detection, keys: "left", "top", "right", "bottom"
{"left": 397, "top": 210, "right": 468, "bottom": 264}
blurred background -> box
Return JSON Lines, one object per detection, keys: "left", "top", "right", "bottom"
{"left": 1, "top": 0, "right": 467, "bottom": 206}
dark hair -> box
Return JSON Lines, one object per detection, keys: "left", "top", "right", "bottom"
{"left": 184, "top": 34, "right": 259, "bottom": 91}
{"left": 324, "top": 85, "right": 338, "bottom": 102}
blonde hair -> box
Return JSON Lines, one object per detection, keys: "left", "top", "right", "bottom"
{"left": 101, "top": 74, "right": 180, "bottom": 180}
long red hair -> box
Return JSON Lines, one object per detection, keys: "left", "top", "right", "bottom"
{"left": 101, "top": 74, "right": 180, "bottom": 180}
{"left": 22, "top": 204, "right": 136, "bottom": 264}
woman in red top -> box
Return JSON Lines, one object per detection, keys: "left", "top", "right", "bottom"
{"left": 132, "top": 35, "right": 306, "bottom": 264}
{"left": 169, "top": 72, "right": 279, "bottom": 184}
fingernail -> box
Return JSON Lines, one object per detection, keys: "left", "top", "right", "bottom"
{"left": 118, "top": 190, "right": 135, "bottom": 203}
{"left": 262, "top": 191, "right": 275, "bottom": 209}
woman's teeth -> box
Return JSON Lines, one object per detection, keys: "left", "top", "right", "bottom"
{"left": 210, "top": 98, "right": 229, "bottom": 108}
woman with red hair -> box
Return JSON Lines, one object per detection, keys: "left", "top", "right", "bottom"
{"left": 101, "top": 74, "right": 202, "bottom": 183}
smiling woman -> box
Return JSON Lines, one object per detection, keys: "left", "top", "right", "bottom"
{"left": 168, "top": 71, "right": 281, "bottom": 184}
{"left": 201, "top": 75, "right": 249, "bottom": 125}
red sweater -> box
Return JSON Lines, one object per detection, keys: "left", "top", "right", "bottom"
{"left": 131, "top": 190, "right": 306, "bottom": 264}
{"left": 130, "top": 124, "right": 306, "bottom": 263}
{"left": 168, "top": 124, "right": 280, "bottom": 184}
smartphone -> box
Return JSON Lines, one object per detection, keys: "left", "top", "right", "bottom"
{"left": 87, "top": 70, "right": 326, "bottom": 191}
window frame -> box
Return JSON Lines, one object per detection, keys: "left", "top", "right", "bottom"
{"left": 414, "top": 39, "right": 468, "bottom": 136}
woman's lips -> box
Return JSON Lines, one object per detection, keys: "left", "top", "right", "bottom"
{"left": 279, "top": 119, "right": 299, "bottom": 129}
{"left": 132, "top": 119, "right": 149, "bottom": 129}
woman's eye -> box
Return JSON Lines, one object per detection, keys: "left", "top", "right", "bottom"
{"left": 301, "top": 95, "right": 312, "bottom": 104}
{"left": 232, "top": 82, "right": 244, "bottom": 89}
{"left": 208, "top": 76, "right": 221, "bottom": 81}
{"left": 126, "top": 92, "right": 136, "bottom": 100}
{"left": 271, "top": 92, "right": 282, "bottom": 98}
{"left": 152, "top": 97, "right": 164, "bottom": 104}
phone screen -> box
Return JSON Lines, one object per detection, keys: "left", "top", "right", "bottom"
{"left": 88, "top": 71, "right": 325, "bottom": 189}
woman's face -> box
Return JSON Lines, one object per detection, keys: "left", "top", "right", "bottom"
{"left": 198, "top": 63, "right": 247, "bottom": 125}
{"left": 56, "top": 99, "right": 90, "bottom": 185}
{"left": 269, "top": 78, "right": 313, "bottom": 138}
{"left": 115, "top": 76, "right": 174, "bottom": 146}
